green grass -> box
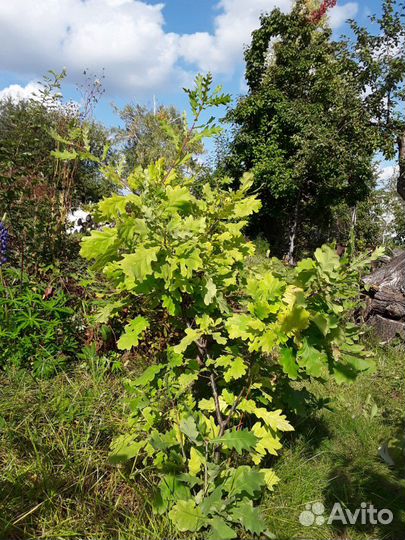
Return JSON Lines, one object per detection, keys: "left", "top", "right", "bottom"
{"left": 264, "top": 342, "right": 405, "bottom": 540}
{"left": 1, "top": 343, "right": 404, "bottom": 539}
{"left": 0, "top": 364, "right": 174, "bottom": 539}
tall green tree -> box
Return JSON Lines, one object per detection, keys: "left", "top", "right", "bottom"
{"left": 345, "top": 0, "right": 405, "bottom": 202}
{"left": 222, "top": 0, "right": 376, "bottom": 260}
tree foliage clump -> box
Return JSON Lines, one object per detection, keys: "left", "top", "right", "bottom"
{"left": 344, "top": 0, "right": 405, "bottom": 202}
{"left": 114, "top": 102, "right": 204, "bottom": 174}
{"left": 0, "top": 70, "right": 113, "bottom": 271}
{"left": 222, "top": 0, "right": 377, "bottom": 260}
{"left": 63, "top": 74, "right": 382, "bottom": 538}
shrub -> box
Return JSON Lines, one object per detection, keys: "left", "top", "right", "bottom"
{"left": 55, "top": 74, "right": 382, "bottom": 538}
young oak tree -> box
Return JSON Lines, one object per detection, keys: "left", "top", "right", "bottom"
{"left": 58, "top": 74, "right": 380, "bottom": 538}
{"left": 221, "top": 0, "right": 376, "bottom": 261}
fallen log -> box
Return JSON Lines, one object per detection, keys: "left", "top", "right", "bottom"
{"left": 363, "top": 250, "right": 405, "bottom": 341}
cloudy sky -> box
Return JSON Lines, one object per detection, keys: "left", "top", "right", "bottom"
{"left": 0, "top": 0, "right": 385, "bottom": 119}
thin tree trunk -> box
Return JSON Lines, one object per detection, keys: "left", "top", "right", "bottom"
{"left": 398, "top": 132, "right": 405, "bottom": 202}
{"left": 287, "top": 199, "right": 299, "bottom": 265}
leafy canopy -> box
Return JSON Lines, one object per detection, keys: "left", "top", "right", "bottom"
{"left": 221, "top": 0, "right": 376, "bottom": 259}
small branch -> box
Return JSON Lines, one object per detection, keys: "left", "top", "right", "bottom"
{"left": 209, "top": 372, "right": 224, "bottom": 428}
{"left": 196, "top": 336, "right": 224, "bottom": 429}
{"left": 220, "top": 371, "right": 252, "bottom": 435}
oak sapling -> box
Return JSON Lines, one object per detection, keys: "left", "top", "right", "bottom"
{"left": 52, "top": 74, "right": 382, "bottom": 538}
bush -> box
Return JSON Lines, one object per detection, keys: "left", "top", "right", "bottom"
{"left": 55, "top": 74, "right": 382, "bottom": 539}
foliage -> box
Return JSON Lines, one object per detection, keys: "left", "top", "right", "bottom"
{"left": 0, "top": 70, "right": 113, "bottom": 270}
{"left": 113, "top": 102, "right": 204, "bottom": 174}
{"left": 68, "top": 73, "right": 383, "bottom": 538}
{"left": 308, "top": 0, "right": 337, "bottom": 24}
{"left": 221, "top": 0, "right": 376, "bottom": 260}
{"left": 344, "top": 0, "right": 405, "bottom": 201}
{"left": 0, "top": 268, "right": 79, "bottom": 377}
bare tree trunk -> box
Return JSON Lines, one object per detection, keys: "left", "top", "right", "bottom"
{"left": 287, "top": 199, "right": 299, "bottom": 265}
{"left": 398, "top": 132, "right": 405, "bottom": 202}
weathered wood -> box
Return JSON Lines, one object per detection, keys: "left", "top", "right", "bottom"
{"left": 368, "top": 314, "right": 405, "bottom": 342}
{"left": 363, "top": 250, "right": 405, "bottom": 341}
{"left": 363, "top": 250, "right": 405, "bottom": 291}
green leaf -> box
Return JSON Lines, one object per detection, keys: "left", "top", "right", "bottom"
{"left": 179, "top": 249, "right": 203, "bottom": 277}
{"left": 173, "top": 327, "right": 202, "bottom": 354}
{"left": 177, "top": 371, "right": 198, "bottom": 390}
{"left": 261, "top": 468, "right": 280, "bottom": 491}
{"left": 154, "top": 475, "right": 191, "bottom": 515}
{"left": 169, "top": 499, "right": 205, "bottom": 532}
{"left": 239, "top": 171, "right": 254, "bottom": 192}
{"left": 117, "top": 316, "right": 150, "bottom": 350}
{"left": 180, "top": 416, "right": 199, "bottom": 442}
{"left": 212, "top": 429, "right": 258, "bottom": 454}
{"left": 162, "top": 294, "right": 177, "bottom": 316}
{"left": 254, "top": 409, "right": 294, "bottom": 432}
{"left": 224, "top": 466, "right": 265, "bottom": 497}
{"left": 189, "top": 447, "right": 205, "bottom": 475}
{"left": 251, "top": 423, "right": 283, "bottom": 462}
{"left": 278, "top": 304, "right": 310, "bottom": 335}
{"left": 131, "top": 363, "right": 165, "bottom": 387}
{"left": 165, "top": 185, "right": 195, "bottom": 211}
{"left": 98, "top": 194, "right": 140, "bottom": 219}
{"left": 51, "top": 149, "right": 77, "bottom": 160}
{"left": 226, "top": 314, "right": 265, "bottom": 340}
{"left": 204, "top": 278, "right": 217, "bottom": 305}
{"left": 109, "top": 435, "right": 145, "bottom": 464}
{"left": 297, "top": 339, "right": 328, "bottom": 378}
{"left": 94, "top": 301, "right": 124, "bottom": 324}
{"left": 200, "top": 486, "right": 224, "bottom": 514}
{"left": 230, "top": 499, "right": 267, "bottom": 535}
{"left": 120, "top": 246, "right": 160, "bottom": 284}
{"left": 312, "top": 313, "right": 331, "bottom": 336}
{"left": 279, "top": 347, "right": 299, "bottom": 379}
{"left": 223, "top": 356, "right": 247, "bottom": 382}
{"left": 233, "top": 196, "right": 262, "bottom": 218}
{"left": 314, "top": 245, "right": 340, "bottom": 276}
{"left": 209, "top": 517, "right": 237, "bottom": 540}
{"left": 80, "top": 228, "right": 117, "bottom": 260}
{"left": 333, "top": 356, "right": 375, "bottom": 384}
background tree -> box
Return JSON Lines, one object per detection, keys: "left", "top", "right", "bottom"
{"left": 114, "top": 103, "right": 204, "bottom": 174}
{"left": 345, "top": 0, "right": 405, "bottom": 202}
{"left": 0, "top": 71, "right": 113, "bottom": 271}
{"left": 221, "top": 0, "right": 376, "bottom": 261}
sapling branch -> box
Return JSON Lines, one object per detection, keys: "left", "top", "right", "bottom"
{"left": 196, "top": 336, "right": 224, "bottom": 429}
{"left": 220, "top": 371, "right": 252, "bottom": 435}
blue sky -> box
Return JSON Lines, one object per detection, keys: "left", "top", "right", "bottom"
{"left": 0, "top": 0, "right": 393, "bottom": 176}
{"left": 0, "top": 1, "right": 385, "bottom": 116}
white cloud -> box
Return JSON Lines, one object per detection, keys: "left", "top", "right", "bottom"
{"left": 0, "top": 0, "right": 358, "bottom": 97}
{"left": 379, "top": 164, "right": 398, "bottom": 184}
{"left": 328, "top": 2, "right": 358, "bottom": 29}
{"left": 178, "top": 0, "right": 292, "bottom": 74}
{"left": 0, "top": 81, "right": 42, "bottom": 102}
{"left": 0, "top": 0, "right": 181, "bottom": 96}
